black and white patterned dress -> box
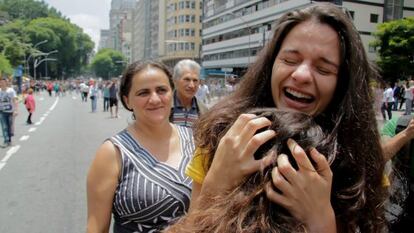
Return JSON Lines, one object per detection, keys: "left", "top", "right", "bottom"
{"left": 109, "top": 126, "right": 194, "bottom": 233}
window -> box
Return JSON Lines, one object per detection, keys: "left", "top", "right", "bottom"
{"left": 370, "top": 14, "right": 378, "bottom": 23}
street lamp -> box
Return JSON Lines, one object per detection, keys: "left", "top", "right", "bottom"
{"left": 26, "top": 40, "right": 48, "bottom": 75}
{"left": 227, "top": 12, "right": 251, "bottom": 66}
{"left": 33, "top": 50, "right": 58, "bottom": 81}
{"left": 44, "top": 50, "right": 58, "bottom": 79}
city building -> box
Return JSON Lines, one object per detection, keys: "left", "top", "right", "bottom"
{"left": 131, "top": 0, "right": 167, "bottom": 62}
{"left": 201, "top": 0, "right": 414, "bottom": 78}
{"left": 98, "top": 29, "right": 111, "bottom": 50}
{"left": 109, "top": 0, "right": 135, "bottom": 62}
{"left": 160, "top": 0, "right": 203, "bottom": 68}
{"left": 131, "top": 0, "right": 203, "bottom": 68}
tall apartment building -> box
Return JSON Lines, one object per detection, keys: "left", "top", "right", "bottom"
{"left": 98, "top": 29, "right": 111, "bottom": 50}
{"left": 201, "top": 0, "right": 414, "bottom": 77}
{"left": 109, "top": 0, "right": 135, "bottom": 62}
{"left": 131, "top": 0, "right": 166, "bottom": 62}
{"left": 160, "top": 0, "right": 203, "bottom": 68}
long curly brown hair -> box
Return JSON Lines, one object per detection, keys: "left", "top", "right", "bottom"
{"left": 168, "top": 109, "right": 336, "bottom": 232}
{"left": 189, "top": 3, "right": 386, "bottom": 232}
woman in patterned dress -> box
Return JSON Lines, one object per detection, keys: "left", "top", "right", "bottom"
{"left": 87, "top": 61, "right": 194, "bottom": 233}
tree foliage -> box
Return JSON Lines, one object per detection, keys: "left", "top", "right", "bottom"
{"left": 372, "top": 17, "right": 414, "bottom": 82}
{"left": 0, "top": 53, "right": 12, "bottom": 75}
{"left": 90, "top": 49, "right": 126, "bottom": 79}
{"left": 0, "top": 0, "right": 94, "bottom": 79}
{"left": 0, "top": 0, "right": 62, "bottom": 21}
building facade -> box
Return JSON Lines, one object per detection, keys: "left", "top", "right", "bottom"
{"left": 201, "top": 0, "right": 414, "bottom": 77}
{"left": 160, "top": 0, "right": 203, "bottom": 68}
{"left": 98, "top": 29, "right": 111, "bottom": 50}
{"left": 109, "top": 0, "right": 135, "bottom": 62}
{"left": 131, "top": 0, "right": 166, "bottom": 62}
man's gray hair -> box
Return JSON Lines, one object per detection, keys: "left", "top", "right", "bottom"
{"left": 173, "top": 59, "right": 201, "bottom": 80}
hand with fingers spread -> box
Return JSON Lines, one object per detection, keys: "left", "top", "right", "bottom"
{"left": 201, "top": 113, "right": 277, "bottom": 196}
{"left": 265, "top": 139, "right": 336, "bottom": 233}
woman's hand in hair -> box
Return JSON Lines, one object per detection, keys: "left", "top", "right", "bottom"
{"left": 201, "top": 113, "right": 277, "bottom": 196}
{"left": 265, "top": 139, "right": 336, "bottom": 233}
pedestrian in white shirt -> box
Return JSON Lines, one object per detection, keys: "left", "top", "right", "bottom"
{"left": 381, "top": 82, "right": 394, "bottom": 120}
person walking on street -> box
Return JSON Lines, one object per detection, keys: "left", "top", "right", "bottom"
{"left": 0, "top": 78, "right": 18, "bottom": 147}
{"left": 399, "top": 82, "right": 406, "bottom": 110}
{"left": 89, "top": 81, "right": 98, "bottom": 113}
{"left": 170, "top": 59, "right": 207, "bottom": 127}
{"left": 102, "top": 81, "right": 110, "bottom": 112}
{"left": 404, "top": 81, "right": 413, "bottom": 115}
{"left": 382, "top": 82, "right": 395, "bottom": 120}
{"left": 80, "top": 81, "right": 89, "bottom": 102}
{"left": 393, "top": 82, "right": 401, "bottom": 111}
{"left": 196, "top": 79, "right": 210, "bottom": 104}
{"left": 109, "top": 79, "right": 119, "bottom": 118}
{"left": 24, "top": 88, "right": 35, "bottom": 124}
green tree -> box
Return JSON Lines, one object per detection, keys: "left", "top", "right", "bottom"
{"left": 371, "top": 17, "right": 414, "bottom": 82}
{"left": 0, "top": 0, "right": 93, "bottom": 79}
{"left": 25, "top": 17, "right": 94, "bottom": 78}
{"left": 0, "top": 0, "right": 62, "bottom": 21}
{"left": 0, "top": 53, "right": 12, "bottom": 75}
{"left": 90, "top": 49, "right": 126, "bottom": 79}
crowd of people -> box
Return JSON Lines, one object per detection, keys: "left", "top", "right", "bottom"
{"left": 84, "top": 3, "right": 413, "bottom": 233}
{"left": 1, "top": 3, "right": 412, "bottom": 232}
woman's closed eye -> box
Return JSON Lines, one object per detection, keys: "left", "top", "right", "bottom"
{"left": 282, "top": 58, "right": 298, "bottom": 65}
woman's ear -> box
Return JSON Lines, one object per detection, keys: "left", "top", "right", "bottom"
{"left": 123, "top": 95, "right": 130, "bottom": 110}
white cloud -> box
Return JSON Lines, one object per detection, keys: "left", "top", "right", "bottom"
{"left": 69, "top": 14, "right": 102, "bottom": 51}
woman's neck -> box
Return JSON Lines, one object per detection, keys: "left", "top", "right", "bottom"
{"left": 132, "top": 120, "right": 173, "bottom": 141}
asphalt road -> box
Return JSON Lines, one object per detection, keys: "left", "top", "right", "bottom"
{"left": 0, "top": 91, "right": 129, "bottom": 233}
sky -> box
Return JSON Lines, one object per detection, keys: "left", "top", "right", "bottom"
{"left": 43, "top": 0, "right": 112, "bottom": 50}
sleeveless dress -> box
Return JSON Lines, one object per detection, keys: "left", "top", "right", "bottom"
{"left": 109, "top": 126, "right": 194, "bottom": 233}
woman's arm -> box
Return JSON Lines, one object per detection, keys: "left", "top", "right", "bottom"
{"left": 188, "top": 182, "right": 201, "bottom": 213}
{"left": 382, "top": 118, "right": 414, "bottom": 161}
{"left": 86, "top": 141, "right": 121, "bottom": 233}
{"left": 265, "top": 139, "right": 336, "bottom": 233}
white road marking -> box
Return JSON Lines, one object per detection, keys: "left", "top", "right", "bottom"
{"left": 39, "top": 97, "right": 44, "bottom": 101}
{"left": 1, "top": 145, "right": 20, "bottom": 163}
{"left": 0, "top": 97, "right": 59, "bottom": 173}
{"left": 49, "top": 97, "right": 59, "bottom": 111}
{"left": 0, "top": 146, "right": 21, "bottom": 172}
{"left": 19, "top": 135, "right": 30, "bottom": 141}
